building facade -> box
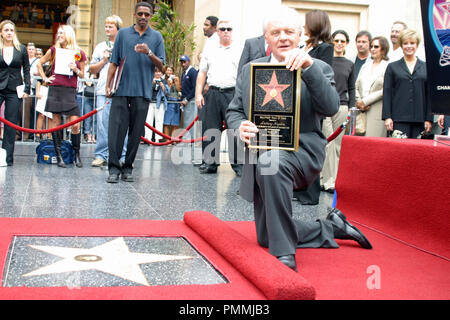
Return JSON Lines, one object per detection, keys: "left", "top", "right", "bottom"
{"left": 9, "top": 0, "right": 424, "bottom": 65}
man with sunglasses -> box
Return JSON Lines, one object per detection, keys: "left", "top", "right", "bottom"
{"left": 195, "top": 20, "right": 244, "bottom": 176}
{"left": 105, "top": 1, "right": 165, "bottom": 183}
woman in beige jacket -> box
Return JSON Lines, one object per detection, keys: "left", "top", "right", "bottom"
{"left": 355, "top": 36, "right": 390, "bottom": 137}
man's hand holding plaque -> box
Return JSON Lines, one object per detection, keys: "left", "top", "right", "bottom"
{"left": 239, "top": 120, "right": 259, "bottom": 145}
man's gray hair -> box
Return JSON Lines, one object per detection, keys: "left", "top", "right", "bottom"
{"left": 262, "top": 6, "right": 303, "bottom": 34}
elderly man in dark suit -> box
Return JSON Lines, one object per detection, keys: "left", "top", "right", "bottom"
{"left": 226, "top": 6, "right": 372, "bottom": 272}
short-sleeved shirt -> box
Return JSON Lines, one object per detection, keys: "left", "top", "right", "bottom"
{"left": 199, "top": 41, "right": 242, "bottom": 89}
{"left": 49, "top": 46, "right": 87, "bottom": 88}
{"left": 90, "top": 41, "right": 113, "bottom": 96}
{"left": 110, "top": 25, "right": 165, "bottom": 100}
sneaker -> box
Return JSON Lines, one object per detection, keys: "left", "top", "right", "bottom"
{"left": 91, "top": 158, "right": 107, "bottom": 167}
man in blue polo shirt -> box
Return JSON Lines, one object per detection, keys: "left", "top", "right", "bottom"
{"left": 106, "top": 1, "right": 165, "bottom": 183}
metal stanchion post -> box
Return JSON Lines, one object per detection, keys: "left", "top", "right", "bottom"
{"left": 348, "top": 107, "right": 358, "bottom": 136}
{"left": 80, "top": 78, "right": 98, "bottom": 143}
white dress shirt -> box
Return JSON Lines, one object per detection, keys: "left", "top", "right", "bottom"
{"left": 3, "top": 47, "right": 14, "bottom": 66}
{"left": 199, "top": 40, "right": 242, "bottom": 89}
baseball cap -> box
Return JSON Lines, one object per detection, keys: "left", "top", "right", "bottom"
{"left": 180, "top": 55, "right": 190, "bottom": 62}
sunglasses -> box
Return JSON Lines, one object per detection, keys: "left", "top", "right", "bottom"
{"left": 334, "top": 39, "right": 347, "bottom": 44}
{"left": 370, "top": 45, "right": 380, "bottom": 49}
{"left": 137, "top": 12, "right": 151, "bottom": 17}
{"left": 219, "top": 27, "right": 233, "bottom": 32}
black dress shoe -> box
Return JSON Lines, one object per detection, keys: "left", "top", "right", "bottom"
{"left": 199, "top": 165, "right": 217, "bottom": 174}
{"left": 277, "top": 254, "right": 298, "bottom": 272}
{"left": 327, "top": 208, "right": 373, "bottom": 249}
{"left": 107, "top": 173, "right": 120, "bottom": 183}
{"left": 121, "top": 172, "right": 135, "bottom": 182}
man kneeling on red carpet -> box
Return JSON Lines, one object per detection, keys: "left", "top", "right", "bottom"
{"left": 226, "top": 6, "right": 372, "bottom": 272}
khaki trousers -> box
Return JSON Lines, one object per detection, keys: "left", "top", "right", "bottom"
{"left": 320, "top": 105, "right": 348, "bottom": 190}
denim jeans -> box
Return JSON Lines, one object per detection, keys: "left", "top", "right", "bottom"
{"left": 94, "top": 95, "right": 127, "bottom": 161}
{"left": 182, "top": 98, "right": 197, "bottom": 140}
{"left": 77, "top": 93, "right": 96, "bottom": 135}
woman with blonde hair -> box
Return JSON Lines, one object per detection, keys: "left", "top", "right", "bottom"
{"left": 37, "top": 25, "right": 87, "bottom": 167}
{"left": 382, "top": 29, "right": 432, "bottom": 138}
{"left": 0, "top": 20, "right": 31, "bottom": 166}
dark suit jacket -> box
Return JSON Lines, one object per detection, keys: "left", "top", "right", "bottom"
{"left": 308, "top": 42, "right": 334, "bottom": 66}
{"left": 382, "top": 58, "right": 432, "bottom": 123}
{"left": 238, "top": 35, "right": 266, "bottom": 74}
{"left": 0, "top": 44, "right": 31, "bottom": 94}
{"left": 226, "top": 56, "right": 340, "bottom": 202}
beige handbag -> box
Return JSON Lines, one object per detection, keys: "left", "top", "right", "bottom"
{"left": 355, "top": 111, "right": 367, "bottom": 136}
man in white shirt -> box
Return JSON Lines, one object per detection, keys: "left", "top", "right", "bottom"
{"left": 198, "top": 16, "right": 219, "bottom": 62}
{"left": 390, "top": 21, "right": 426, "bottom": 61}
{"left": 195, "top": 20, "right": 243, "bottom": 176}
{"left": 89, "top": 15, "right": 127, "bottom": 167}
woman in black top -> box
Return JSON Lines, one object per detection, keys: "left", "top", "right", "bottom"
{"left": 304, "top": 10, "right": 334, "bottom": 66}
{"left": 321, "top": 30, "right": 355, "bottom": 192}
{"left": 295, "top": 9, "right": 334, "bottom": 204}
{"left": 0, "top": 20, "right": 30, "bottom": 166}
{"left": 382, "top": 29, "right": 432, "bottom": 138}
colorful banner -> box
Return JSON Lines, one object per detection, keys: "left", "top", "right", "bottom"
{"left": 420, "top": 0, "right": 450, "bottom": 115}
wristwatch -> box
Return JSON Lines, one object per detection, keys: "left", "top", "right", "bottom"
{"left": 147, "top": 49, "right": 153, "bottom": 57}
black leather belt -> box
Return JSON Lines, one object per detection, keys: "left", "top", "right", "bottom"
{"left": 209, "top": 86, "right": 235, "bottom": 93}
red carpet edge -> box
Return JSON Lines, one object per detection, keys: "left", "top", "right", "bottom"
{"left": 184, "top": 211, "right": 316, "bottom": 300}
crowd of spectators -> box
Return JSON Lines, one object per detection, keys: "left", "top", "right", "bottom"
{"left": 2, "top": 2, "right": 68, "bottom": 29}
{"left": 0, "top": 5, "right": 449, "bottom": 174}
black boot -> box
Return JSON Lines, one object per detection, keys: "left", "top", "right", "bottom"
{"left": 51, "top": 131, "right": 66, "bottom": 168}
{"left": 71, "top": 133, "right": 83, "bottom": 168}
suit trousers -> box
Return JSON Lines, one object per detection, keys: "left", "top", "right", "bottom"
{"left": 108, "top": 96, "right": 150, "bottom": 175}
{"left": 253, "top": 150, "right": 338, "bottom": 257}
{"left": 393, "top": 122, "right": 425, "bottom": 139}
{"left": 201, "top": 87, "right": 243, "bottom": 169}
{"left": 320, "top": 105, "right": 349, "bottom": 190}
{"left": 0, "top": 89, "right": 21, "bottom": 164}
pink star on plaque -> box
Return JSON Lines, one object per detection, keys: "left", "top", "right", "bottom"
{"left": 258, "top": 71, "right": 290, "bottom": 108}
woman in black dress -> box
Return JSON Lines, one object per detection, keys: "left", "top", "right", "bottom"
{"left": 295, "top": 9, "right": 334, "bottom": 205}
{"left": 304, "top": 10, "right": 334, "bottom": 66}
{"left": 0, "top": 20, "right": 31, "bottom": 166}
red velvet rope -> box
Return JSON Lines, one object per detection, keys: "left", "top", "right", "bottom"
{"left": 142, "top": 115, "right": 206, "bottom": 145}
{"left": 0, "top": 109, "right": 98, "bottom": 134}
{"left": 0, "top": 103, "right": 345, "bottom": 146}
{"left": 327, "top": 116, "right": 351, "bottom": 143}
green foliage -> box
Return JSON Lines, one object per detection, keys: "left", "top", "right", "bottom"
{"left": 151, "top": 1, "right": 196, "bottom": 75}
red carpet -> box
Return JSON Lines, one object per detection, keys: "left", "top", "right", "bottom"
{"left": 336, "top": 137, "right": 450, "bottom": 260}
{"left": 0, "top": 217, "right": 266, "bottom": 300}
{"left": 1, "top": 211, "right": 448, "bottom": 299}
{"left": 229, "top": 222, "right": 450, "bottom": 300}
{"left": 184, "top": 211, "right": 315, "bottom": 300}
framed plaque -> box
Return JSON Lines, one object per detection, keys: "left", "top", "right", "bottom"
{"left": 248, "top": 63, "right": 301, "bottom": 152}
